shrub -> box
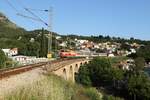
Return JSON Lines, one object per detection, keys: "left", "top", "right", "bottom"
{"left": 102, "top": 95, "right": 124, "bottom": 100}
{"left": 84, "top": 88, "right": 102, "bottom": 100}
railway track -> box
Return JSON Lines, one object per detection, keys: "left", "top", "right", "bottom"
{"left": 0, "top": 62, "right": 47, "bottom": 79}
{"left": 0, "top": 58, "right": 79, "bottom": 79}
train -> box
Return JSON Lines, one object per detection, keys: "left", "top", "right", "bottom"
{"left": 59, "top": 49, "right": 78, "bottom": 58}
{"left": 59, "top": 49, "right": 108, "bottom": 58}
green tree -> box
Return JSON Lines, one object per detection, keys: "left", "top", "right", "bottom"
{"left": 39, "top": 28, "right": 47, "bottom": 57}
{"left": 127, "top": 73, "right": 150, "bottom": 100}
{"left": 136, "top": 46, "right": 150, "bottom": 63}
{"left": 76, "top": 64, "right": 92, "bottom": 86}
{"left": 120, "top": 43, "right": 130, "bottom": 50}
{"left": 0, "top": 49, "right": 7, "bottom": 68}
{"left": 88, "top": 57, "right": 113, "bottom": 86}
{"left": 77, "top": 57, "right": 113, "bottom": 87}
{"left": 111, "top": 68, "right": 124, "bottom": 89}
{"left": 134, "top": 57, "right": 145, "bottom": 72}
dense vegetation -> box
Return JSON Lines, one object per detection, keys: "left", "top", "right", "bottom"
{"left": 127, "top": 44, "right": 150, "bottom": 63}
{"left": 0, "top": 13, "right": 59, "bottom": 58}
{"left": 76, "top": 57, "right": 150, "bottom": 100}
{"left": 0, "top": 49, "right": 7, "bottom": 68}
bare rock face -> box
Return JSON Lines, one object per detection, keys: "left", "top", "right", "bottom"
{"left": 0, "top": 12, "right": 17, "bottom": 29}
{"left": 0, "top": 16, "right": 5, "bottom": 21}
{"left": 0, "top": 13, "right": 7, "bottom": 21}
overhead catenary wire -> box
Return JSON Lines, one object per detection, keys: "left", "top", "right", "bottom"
{"left": 5, "top": 0, "right": 45, "bottom": 25}
{"left": 16, "top": 13, "right": 43, "bottom": 22}
{"left": 5, "top": 0, "right": 20, "bottom": 13}
{"left": 24, "top": 8, "right": 49, "bottom": 12}
{"left": 24, "top": 8, "right": 48, "bottom": 26}
{"left": 17, "top": 0, "right": 48, "bottom": 26}
{"left": 5, "top": 1, "right": 54, "bottom": 99}
{"left": 5, "top": 0, "right": 53, "bottom": 57}
{"left": 17, "top": 0, "right": 53, "bottom": 56}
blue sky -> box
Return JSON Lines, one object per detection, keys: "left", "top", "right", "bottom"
{"left": 0, "top": 0, "right": 150, "bottom": 40}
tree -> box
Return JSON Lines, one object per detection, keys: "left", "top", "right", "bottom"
{"left": 127, "top": 53, "right": 138, "bottom": 59}
{"left": 120, "top": 43, "right": 130, "bottom": 50}
{"left": 77, "top": 57, "right": 113, "bottom": 87}
{"left": 19, "top": 42, "right": 40, "bottom": 57}
{"left": 136, "top": 46, "right": 150, "bottom": 63}
{"left": 111, "top": 68, "right": 124, "bottom": 89}
{"left": 39, "top": 28, "right": 47, "bottom": 57}
{"left": 76, "top": 57, "right": 150, "bottom": 100}
{"left": 26, "top": 42, "right": 40, "bottom": 57}
{"left": 134, "top": 57, "right": 145, "bottom": 72}
{"left": 0, "top": 49, "right": 7, "bottom": 68}
{"left": 127, "top": 73, "right": 150, "bottom": 100}
{"left": 76, "top": 64, "right": 92, "bottom": 86}
{"left": 88, "top": 57, "right": 113, "bottom": 86}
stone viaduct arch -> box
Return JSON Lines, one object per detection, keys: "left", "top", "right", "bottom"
{"left": 52, "top": 59, "right": 89, "bottom": 82}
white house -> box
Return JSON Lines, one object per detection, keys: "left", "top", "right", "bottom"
{"left": 77, "top": 40, "right": 88, "bottom": 44}
{"left": 10, "top": 48, "right": 18, "bottom": 56}
{"left": 130, "top": 48, "right": 136, "bottom": 53}
{"left": 2, "top": 48, "right": 18, "bottom": 57}
{"left": 59, "top": 42, "right": 67, "bottom": 47}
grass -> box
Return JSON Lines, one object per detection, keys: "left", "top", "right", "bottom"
{"left": 4, "top": 74, "right": 102, "bottom": 100}
{"left": 83, "top": 88, "right": 102, "bottom": 100}
{"left": 72, "top": 87, "right": 102, "bottom": 100}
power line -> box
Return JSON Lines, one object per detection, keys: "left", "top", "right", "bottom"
{"left": 6, "top": 0, "right": 54, "bottom": 59}
{"left": 5, "top": 0, "right": 36, "bottom": 23}
{"left": 24, "top": 8, "right": 48, "bottom": 26}
{"left": 5, "top": 0, "right": 19, "bottom": 13}
{"left": 17, "top": 0, "right": 48, "bottom": 26}
{"left": 25, "top": 8, "right": 48, "bottom": 12}
{"left": 16, "top": 13, "right": 42, "bottom": 22}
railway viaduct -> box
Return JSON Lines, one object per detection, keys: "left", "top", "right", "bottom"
{"left": 0, "top": 58, "right": 90, "bottom": 82}
{"left": 0, "top": 58, "right": 90, "bottom": 98}
{"left": 46, "top": 58, "right": 90, "bottom": 82}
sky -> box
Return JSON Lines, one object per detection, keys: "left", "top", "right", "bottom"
{"left": 0, "top": 0, "right": 150, "bottom": 40}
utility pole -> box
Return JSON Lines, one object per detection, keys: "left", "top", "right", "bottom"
{"left": 47, "top": 7, "right": 53, "bottom": 59}
{"left": 14, "top": 4, "right": 55, "bottom": 99}
{"left": 47, "top": 7, "right": 55, "bottom": 100}
{"left": 16, "top": 9, "right": 55, "bottom": 98}
{"left": 16, "top": 7, "right": 53, "bottom": 59}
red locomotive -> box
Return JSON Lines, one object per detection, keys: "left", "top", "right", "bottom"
{"left": 59, "top": 49, "right": 77, "bottom": 58}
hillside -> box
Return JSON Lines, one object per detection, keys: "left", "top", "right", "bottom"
{"left": 0, "top": 12, "right": 43, "bottom": 58}
{"left": 0, "top": 12, "right": 58, "bottom": 57}
{"left": 0, "top": 12, "right": 28, "bottom": 48}
{"left": 0, "top": 12, "right": 26, "bottom": 37}
{"left": 4, "top": 74, "right": 102, "bottom": 100}
{"left": 0, "top": 12, "right": 18, "bottom": 29}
